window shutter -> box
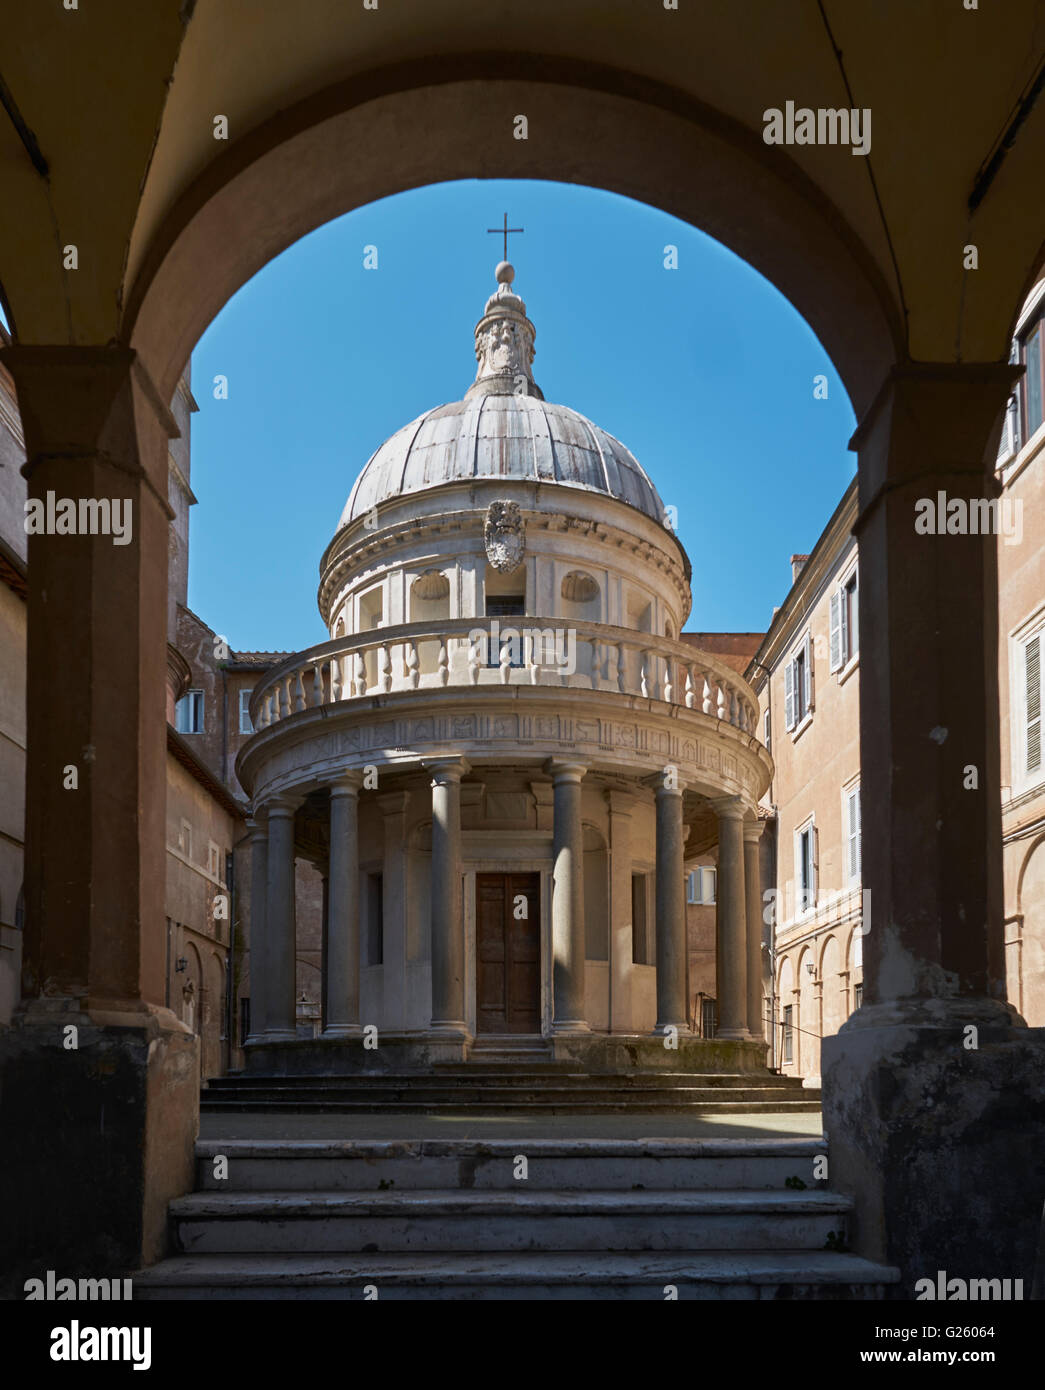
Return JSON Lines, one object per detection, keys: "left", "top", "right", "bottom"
{"left": 829, "top": 590, "right": 842, "bottom": 671}
{"left": 1027, "top": 634, "right": 1042, "bottom": 775}
{"left": 848, "top": 789, "right": 861, "bottom": 881}
{"left": 803, "top": 633, "right": 814, "bottom": 711}
{"left": 784, "top": 659, "right": 796, "bottom": 730}
{"left": 849, "top": 572, "right": 859, "bottom": 657}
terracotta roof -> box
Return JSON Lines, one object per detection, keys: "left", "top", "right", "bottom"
{"left": 228, "top": 651, "right": 290, "bottom": 666}
{"left": 679, "top": 631, "right": 765, "bottom": 677}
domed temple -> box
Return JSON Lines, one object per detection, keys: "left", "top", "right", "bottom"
{"left": 238, "top": 263, "right": 774, "bottom": 1073}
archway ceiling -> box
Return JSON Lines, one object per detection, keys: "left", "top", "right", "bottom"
{"left": 1, "top": 0, "right": 1042, "bottom": 390}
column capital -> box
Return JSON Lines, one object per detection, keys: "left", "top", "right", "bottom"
{"left": 743, "top": 819, "right": 765, "bottom": 843}
{"left": 329, "top": 771, "right": 363, "bottom": 798}
{"left": 545, "top": 758, "right": 588, "bottom": 784}
{"left": 265, "top": 792, "right": 301, "bottom": 818}
{"left": 710, "top": 794, "right": 747, "bottom": 821}
{"left": 647, "top": 774, "right": 685, "bottom": 799}
{"left": 246, "top": 812, "right": 268, "bottom": 837}
{"left": 424, "top": 756, "right": 470, "bottom": 784}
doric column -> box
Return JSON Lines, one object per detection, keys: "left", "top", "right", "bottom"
{"left": 653, "top": 777, "right": 688, "bottom": 1034}
{"left": 265, "top": 795, "right": 299, "bottom": 1041}
{"left": 245, "top": 814, "right": 268, "bottom": 1044}
{"left": 323, "top": 773, "right": 362, "bottom": 1038}
{"left": 378, "top": 789, "right": 411, "bottom": 1027}
{"left": 744, "top": 820, "right": 765, "bottom": 1041}
{"left": 427, "top": 758, "right": 469, "bottom": 1036}
{"left": 713, "top": 796, "right": 748, "bottom": 1039}
{"left": 547, "top": 759, "right": 590, "bottom": 1032}
{"left": 605, "top": 789, "right": 635, "bottom": 1032}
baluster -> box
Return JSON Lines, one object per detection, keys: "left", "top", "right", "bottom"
{"left": 702, "top": 677, "right": 713, "bottom": 716}
{"left": 438, "top": 643, "right": 450, "bottom": 687}
{"left": 499, "top": 639, "right": 512, "bottom": 685}
{"left": 717, "top": 684, "right": 727, "bottom": 721}
{"left": 292, "top": 669, "right": 306, "bottom": 713}
{"left": 663, "top": 658, "right": 673, "bottom": 704}
{"left": 406, "top": 641, "right": 419, "bottom": 689}
{"left": 330, "top": 655, "right": 342, "bottom": 702}
{"left": 685, "top": 667, "right": 695, "bottom": 709}
{"left": 640, "top": 653, "right": 650, "bottom": 699}
{"left": 312, "top": 664, "right": 323, "bottom": 707}
{"left": 729, "top": 690, "right": 738, "bottom": 726}
{"left": 278, "top": 677, "right": 291, "bottom": 721}
{"left": 254, "top": 696, "right": 266, "bottom": 731}
{"left": 378, "top": 645, "right": 391, "bottom": 693}
{"left": 353, "top": 653, "right": 366, "bottom": 696}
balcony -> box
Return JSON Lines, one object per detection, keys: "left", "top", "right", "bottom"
{"left": 248, "top": 617, "right": 761, "bottom": 737}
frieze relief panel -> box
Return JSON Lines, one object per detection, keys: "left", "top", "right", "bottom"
{"left": 248, "top": 704, "right": 768, "bottom": 804}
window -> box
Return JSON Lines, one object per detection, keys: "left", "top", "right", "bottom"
{"left": 845, "top": 784, "right": 862, "bottom": 884}
{"left": 795, "top": 821, "right": 817, "bottom": 914}
{"left": 631, "top": 874, "right": 651, "bottom": 965}
{"left": 782, "top": 1005, "right": 794, "bottom": 1064}
{"left": 175, "top": 688, "right": 204, "bottom": 734}
{"left": 367, "top": 872, "right": 384, "bottom": 966}
{"left": 763, "top": 706, "right": 771, "bottom": 753}
{"left": 784, "top": 633, "right": 813, "bottom": 731}
{"left": 239, "top": 688, "right": 253, "bottom": 734}
{"left": 853, "top": 982, "right": 863, "bottom": 1011}
{"left": 208, "top": 840, "right": 221, "bottom": 879}
{"left": 179, "top": 819, "right": 192, "bottom": 859}
{"left": 686, "top": 866, "right": 717, "bottom": 905}
{"left": 1023, "top": 312, "right": 1044, "bottom": 440}
{"left": 1021, "top": 630, "right": 1042, "bottom": 781}
{"left": 830, "top": 569, "right": 859, "bottom": 671}
{"left": 485, "top": 595, "right": 526, "bottom": 668}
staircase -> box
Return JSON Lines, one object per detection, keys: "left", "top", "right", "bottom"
{"left": 200, "top": 1066, "right": 822, "bottom": 1115}
{"left": 134, "top": 1137, "right": 899, "bottom": 1299}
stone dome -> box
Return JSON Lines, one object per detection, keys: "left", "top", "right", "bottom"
{"left": 340, "top": 394, "right": 668, "bottom": 528}
{"left": 338, "top": 262, "right": 669, "bottom": 530}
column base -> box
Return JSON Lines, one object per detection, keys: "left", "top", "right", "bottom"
{"left": 715, "top": 1026, "right": 749, "bottom": 1041}
{"left": 551, "top": 1020, "right": 591, "bottom": 1034}
{"left": 0, "top": 998, "right": 198, "bottom": 1294}
{"left": 651, "top": 1022, "right": 691, "bottom": 1037}
{"left": 823, "top": 999, "right": 1045, "bottom": 1292}
{"left": 320, "top": 1024, "right": 363, "bottom": 1040}
{"left": 262, "top": 1029, "right": 299, "bottom": 1043}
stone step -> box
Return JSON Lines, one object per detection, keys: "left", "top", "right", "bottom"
{"left": 207, "top": 1070, "right": 805, "bottom": 1088}
{"left": 134, "top": 1249, "right": 900, "bottom": 1300}
{"left": 199, "top": 1095, "right": 822, "bottom": 1114}
{"left": 170, "top": 1188, "right": 851, "bottom": 1254}
{"left": 194, "top": 1138, "right": 828, "bottom": 1192}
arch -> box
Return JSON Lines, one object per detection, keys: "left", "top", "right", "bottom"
{"left": 1016, "top": 835, "right": 1045, "bottom": 1027}
{"left": 819, "top": 934, "right": 844, "bottom": 1041}
{"left": 124, "top": 60, "right": 901, "bottom": 413}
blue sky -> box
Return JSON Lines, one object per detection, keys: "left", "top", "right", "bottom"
{"left": 187, "top": 178, "right": 856, "bottom": 653}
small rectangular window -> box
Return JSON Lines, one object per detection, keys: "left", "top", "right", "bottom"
{"left": 367, "top": 872, "right": 384, "bottom": 966}
{"left": 845, "top": 572, "right": 859, "bottom": 661}
{"left": 686, "top": 867, "right": 716, "bottom": 905}
{"left": 180, "top": 819, "right": 193, "bottom": 859}
{"left": 853, "top": 982, "right": 863, "bottom": 1011}
{"left": 783, "top": 1005, "right": 794, "bottom": 1064}
{"left": 846, "top": 786, "right": 862, "bottom": 884}
{"left": 763, "top": 706, "right": 771, "bottom": 752}
{"left": 1025, "top": 633, "right": 1042, "bottom": 777}
{"left": 631, "top": 874, "right": 651, "bottom": 965}
{"left": 796, "top": 823, "right": 816, "bottom": 914}
{"left": 239, "top": 687, "right": 254, "bottom": 735}
{"left": 175, "top": 689, "right": 204, "bottom": 734}
{"left": 1025, "top": 320, "right": 1043, "bottom": 438}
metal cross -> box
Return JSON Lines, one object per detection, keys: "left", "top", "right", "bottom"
{"left": 487, "top": 212, "right": 524, "bottom": 261}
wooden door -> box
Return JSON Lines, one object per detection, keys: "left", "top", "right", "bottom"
{"left": 476, "top": 872, "right": 541, "bottom": 1034}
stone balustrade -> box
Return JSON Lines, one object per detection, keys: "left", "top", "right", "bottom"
{"left": 248, "top": 618, "right": 761, "bottom": 738}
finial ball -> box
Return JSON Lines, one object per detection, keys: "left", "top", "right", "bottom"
{"left": 495, "top": 261, "right": 515, "bottom": 286}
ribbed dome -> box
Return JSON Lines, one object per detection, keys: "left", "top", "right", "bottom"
{"left": 339, "top": 393, "right": 667, "bottom": 528}
{"left": 338, "top": 261, "right": 669, "bottom": 531}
